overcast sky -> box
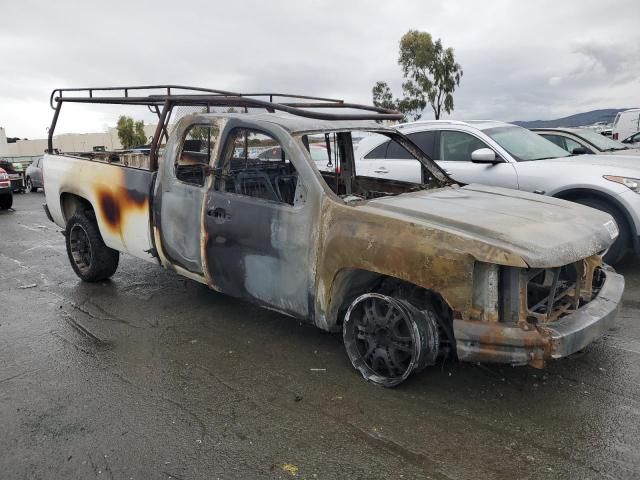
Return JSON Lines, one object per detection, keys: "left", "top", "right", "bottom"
{"left": 1, "top": 0, "right": 639, "bottom": 138}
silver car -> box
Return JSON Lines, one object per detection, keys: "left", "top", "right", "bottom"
{"left": 531, "top": 127, "right": 640, "bottom": 156}
{"left": 622, "top": 131, "right": 640, "bottom": 148}
{"left": 25, "top": 156, "right": 44, "bottom": 193}
{"left": 355, "top": 120, "right": 640, "bottom": 264}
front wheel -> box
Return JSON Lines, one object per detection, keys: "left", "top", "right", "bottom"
{"left": 343, "top": 293, "right": 440, "bottom": 387}
{"left": 574, "top": 198, "right": 630, "bottom": 265}
{"left": 65, "top": 212, "right": 119, "bottom": 282}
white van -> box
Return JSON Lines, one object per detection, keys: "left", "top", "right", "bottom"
{"left": 612, "top": 108, "right": 640, "bottom": 141}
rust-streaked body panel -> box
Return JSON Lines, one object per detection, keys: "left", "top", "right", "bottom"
{"left": 315, "top": 198, "right": 478, "bottom": 326}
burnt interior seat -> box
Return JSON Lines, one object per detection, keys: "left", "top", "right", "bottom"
{"left": 235, "top": 171, "right": 279, "bottom": 202}
{"left": 179, "top": 139, "right": 210, "bottom": 166}
{"left": 176, "top": 164, "right": 207, "bottom": 184}
{"left": 274, "top": 174, "right": 298, "bottom": 205}
{"left": 180, "top": 151, "right": 209, "bottom": 166}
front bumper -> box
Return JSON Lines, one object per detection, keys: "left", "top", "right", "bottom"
{"left": 454, "top": 268, "right": 624, "bottom": 366}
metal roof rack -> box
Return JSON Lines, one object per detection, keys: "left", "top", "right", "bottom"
{"left": 47, "top": 85, "right": 403, "bottom": 168}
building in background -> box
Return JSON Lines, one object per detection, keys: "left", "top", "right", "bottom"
{"left": 0, "top": 124, "right": 159, "bottom": 157}
{"left": 0, "top": 127, "right": 8, "bottom": 156}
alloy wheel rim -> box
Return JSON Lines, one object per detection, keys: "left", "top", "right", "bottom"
{"left": 69, "top": 225, "right": 92, "bottom": 273}
{"left": 345, "top": 294, "right": 417, "bottom": 381}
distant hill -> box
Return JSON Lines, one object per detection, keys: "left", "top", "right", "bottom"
{"left": 513, "top": 108, "right": 633, "bottom": 128}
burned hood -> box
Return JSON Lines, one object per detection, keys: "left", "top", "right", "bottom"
{"left": 361, "top": 184, "right": 616, "bottom": 268}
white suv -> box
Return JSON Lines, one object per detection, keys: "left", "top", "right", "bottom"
{"left": 355, "top": 120, "right": 640, "bottom": 264}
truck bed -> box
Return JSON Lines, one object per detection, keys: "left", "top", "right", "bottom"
{"left": 43, "top": 153, "right": 157, "bottom": 262}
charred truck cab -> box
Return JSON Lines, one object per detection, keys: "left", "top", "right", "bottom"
{"left": 43, "top": 86, "right": 624, "bottom": 387}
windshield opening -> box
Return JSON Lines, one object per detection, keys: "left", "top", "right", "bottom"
{"left": 298, "top": 129, "right": 450, "bottom": 202}
{"left": 483, "top": 126, "right": 571, "bottom": 161}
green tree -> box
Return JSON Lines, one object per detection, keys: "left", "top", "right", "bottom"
{"left": 399, "top": 30, "right": 463, "bottom": 120}
{"left": 188, "top": 125, "right": 214, "bottom": 142}
{"left": 372, "top": 30, "right": 463, "bottom": 121}
{"left": 372, "top": 81, "right": 405, "bottom": 123}
{"left": 372, "top": 81, "right": 397, "bottom": 110}
{"left": 116, "top": 116, "right": 148, "bottom": 149}
{"left": 188, "top": 108, "right": 220, "bottom": 142}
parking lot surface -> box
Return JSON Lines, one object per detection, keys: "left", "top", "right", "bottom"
{"left": 1, "top": 192, "right": 640, "bottom": 480}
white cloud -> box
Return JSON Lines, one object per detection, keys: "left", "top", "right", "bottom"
{"left": 0, "top": 0, "right": 638, "bottom": 137}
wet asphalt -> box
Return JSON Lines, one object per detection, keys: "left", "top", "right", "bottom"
{"left": 1, "top": 192, "right": 639, "bottom": 480}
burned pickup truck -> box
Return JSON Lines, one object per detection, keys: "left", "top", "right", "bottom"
{"left": 43, "top": 86, "right": 624, "bottom": 386}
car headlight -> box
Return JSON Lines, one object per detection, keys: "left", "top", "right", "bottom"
{"left": 604, "top": 175, "right": 640, "bottom": 193}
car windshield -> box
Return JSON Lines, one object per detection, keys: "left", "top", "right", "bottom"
{"left": 483, "top": 126, "right": 572, "bottom": 161}
{"left": 309, "top": 145, "right": 329, "bottom": 163}
{"left": 569, "top": 129, "right": 629, "bottom": 151}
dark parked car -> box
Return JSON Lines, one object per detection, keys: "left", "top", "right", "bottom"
{"left": 25, "top": 156, "right": 44, "bottom": 192}
{"left": 0, "top": 167, "right": 13, "bottom": 209}
{"left": 0, "top": 159, "right": 25, "bottom": 192}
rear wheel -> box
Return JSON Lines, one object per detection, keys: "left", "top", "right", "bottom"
{"left": 26, "top": 177, "right": 37, "bottom": 193}
{"left": 343, "top": 293, "right": 440, "bottom": 387}
{"left": 65, "top": 212, "right": 119, "bottom": 282}
{"left": 0, "top": 194, "right": 12, "bottom": 209}
{"left": 574, "top": 197, "right": 630, "bottom": 264}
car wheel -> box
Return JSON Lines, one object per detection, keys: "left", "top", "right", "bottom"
{"left": 343, "top": 293, "right": 440, "bottom": 387}
{"left": 574, "top": 197, "right": 630, "bottom": 265}
{"left": 0, "top": 194, "right": 12, "bottom": 209}
{"left": 26, "top": 177, "right": 37, "bottom": 193}
{"left": 65, "top": 211, "right": 119, "bottom": 282}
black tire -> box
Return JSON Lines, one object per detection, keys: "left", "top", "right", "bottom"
{"left": 574, "top": 197, "right": 630, "bottom": 265}
{"left": 0, "top": 193, "right": 12, "bottom": 209}
{"left": 343, "top": 293, "right": 440, "bottom": 387}
{"left": 26, "top": 177, "right": 37, "bottom": 193}
{"left": 65, "top": 212, "right": 119, "bottom": 282}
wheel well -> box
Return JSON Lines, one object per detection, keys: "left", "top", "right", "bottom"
{"left": 60, "top": 193, "right": 94, "bottom": 223}
{"left": 554, "top": 188, "right": 634, "bottom": 247}
{"left": 328, "top": 269, "right": 454, "bottom": 349}
{"left": 328, "top": 269, "right": 382, "bottom": 327}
